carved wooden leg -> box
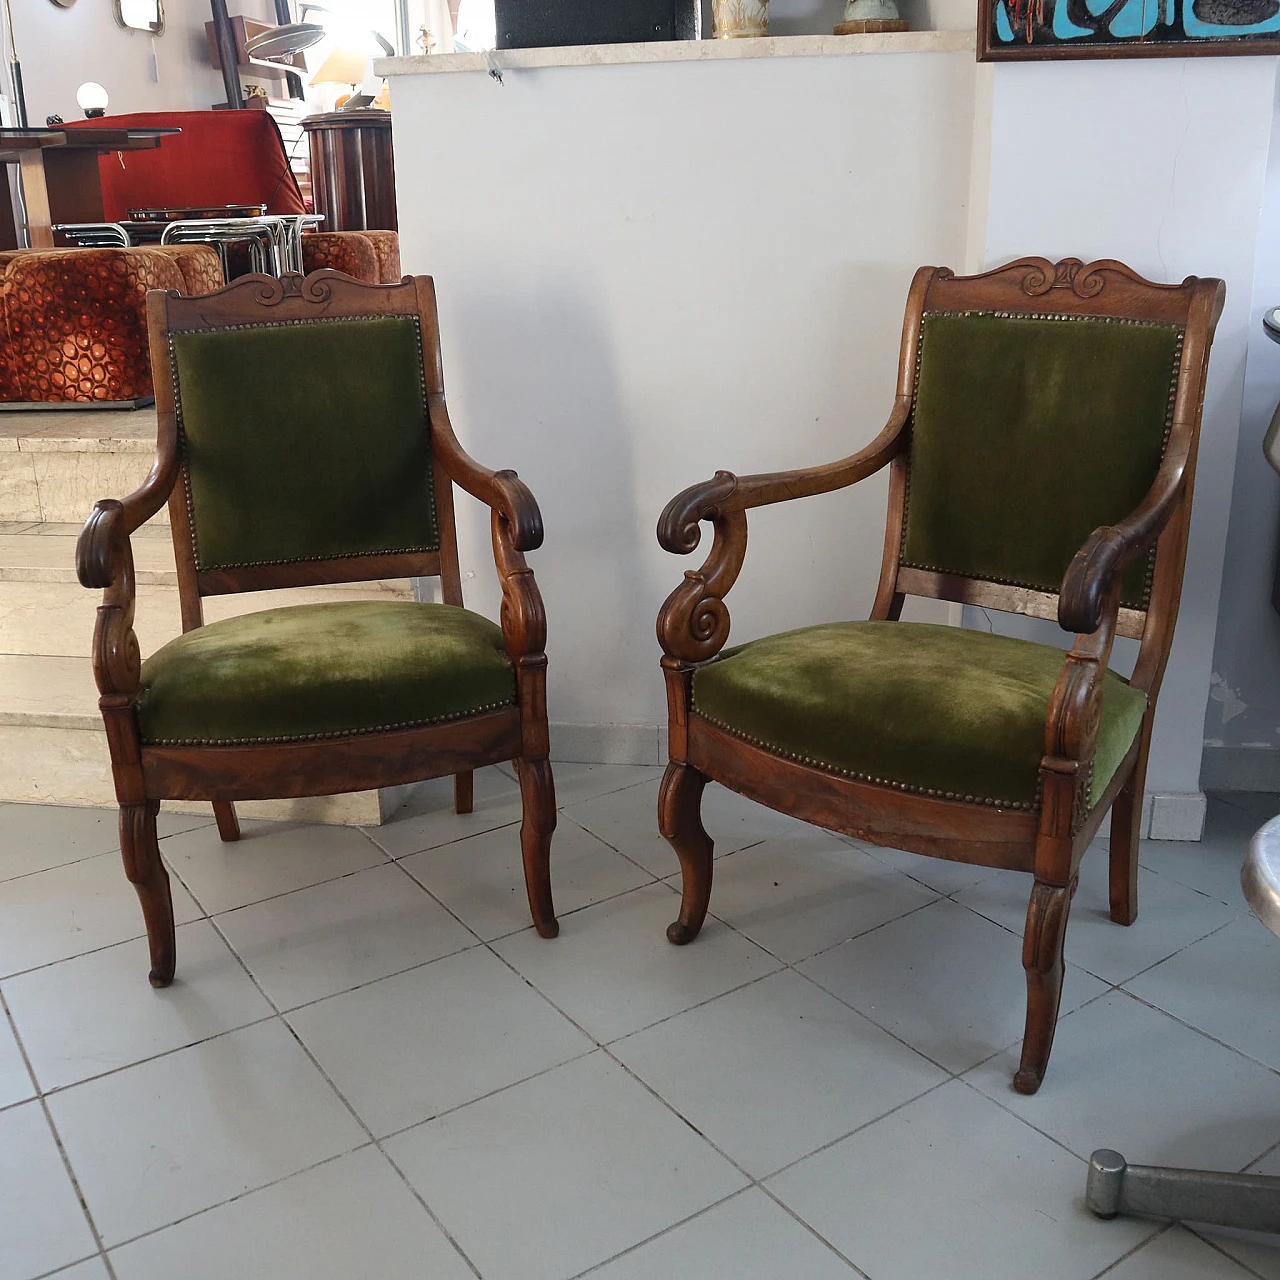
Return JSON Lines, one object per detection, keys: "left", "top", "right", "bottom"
{"left": 659, "top": 761, "right": 713, "bottom": 946}
{"left": 212, "top": 801, "right": 240, "bottom": 843}
{"left": 515, "top": 756, "right": 558, "bottom": 938}
{"left": 454, "top": 770, "right": 474, "bottom": 816}
{"left": 1109, "top": 731, "right": 1151, "bottom": 926}
{"left": 1015, "top": 876, "right": 1077, "bottom": 1095}
{"left": 119, "top": 801, "right": 176, "bottom": 988}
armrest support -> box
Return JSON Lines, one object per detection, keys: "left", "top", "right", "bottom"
{"left": 428, "top": 393, "right": 543, "bottom": 553}
{"left": 76, "top": 447, "right": 180, "bottom": 700}
{"left": 656, "top": 403, "right": 908, "bottom": 663}
{"left": 1058, "top": 450, "right": 1187, "bottom": 634}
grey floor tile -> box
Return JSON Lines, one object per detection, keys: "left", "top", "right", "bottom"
{"left": 288, "top": 946, "right": 593, "bottom": 1138}
{"left": 1102, "top": 1226, "right": 1258, "bottom": 1279}
{"left": 858, "top": 838, "right": 1005, "bottom": 895}
{"left": 493, "top": 882, "right": 781, "bottom": 1043}
{"left": 954, "top": 852, "right": 1238, "bottom": 985}
{"left": 365, "top": 766, "right": 523, "bottom": 858}
{"left": 1191, "top": 1142, "right": 1280, "bottom": 1278}
{"left": 1124, "top": 914, "right": 1280, "bottom": 1070}
{"left": 46, "top": 1259, "right": 111, "bottom": 1279}
{"left": 47, "top": 1019, "right": 367, "bottom": 1247}
{"left": 215, "top": 863, "right": 476, "bottom": 1011}
{"left": 700, "top": 827, "right": 939, "bottom": 963}
{"left": 584, "top": 1188, "right": 858, "bottom": 1279}
{"left": 401, "top": 818, "right": 653, "bottom": 943}
{"left": 160, "top": 820, "right": 387, "bottom": 915}
{"left": 0, "top": 850, "right": 201, "bottom": 979}
{"left": 3, "top": 919, "right": 272, "bottom": 1092}
{"left": 966, "top": 990, "right": 1280, "bottom": 1170}
{"left": 766, "top": 1080, "right": 1154, "bottom": 1280}
{"left": 612, "top": 969, "right": 946, "bottom": 1176}
{"left": 385, "top": 1052, "right": 747, "bottom": 1280}
{"left": 0, "top": 1008, "right": 34, "bottom": 1110}
{"left": 799, "top": 897, "right": 1107, "bottom": 1074}
{"left": 0, "top": 1100, "right": 98, "bottom": 1280}
{"left": 109, "top": 1147, "right": 474, "bottom": 1280}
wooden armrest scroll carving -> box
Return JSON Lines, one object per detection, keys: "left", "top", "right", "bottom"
{"left": 655, "top": 405, "right": 908, "bottom": 663}
{"left": 429, "top": 395, "right": 543, "bottom": 553}
{"left": 1058, "top": 453, "right": 1186, "bottom": 635}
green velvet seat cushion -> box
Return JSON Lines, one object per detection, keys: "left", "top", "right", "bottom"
{"left": 692, "top": 621, "right": 1147, "bottom": 809}
{"left": 135, "top": 600, "right": 514, "bottom": 746}
{"left": 170, "top": 316, "right": 438, "bottom": 572}
{"left": 903, "top": 311, "right": 1183, "bottom": 610}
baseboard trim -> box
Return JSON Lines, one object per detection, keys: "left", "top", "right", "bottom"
{"left": 548, "top": 722, "right": 667, "bottom": 767}
{"left": 1201, "top": 743, "right": 1280, "bottom": 794}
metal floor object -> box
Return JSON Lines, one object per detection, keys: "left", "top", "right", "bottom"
{"left": 1087, "top": 814, "right": 1280, "bottom": 1234}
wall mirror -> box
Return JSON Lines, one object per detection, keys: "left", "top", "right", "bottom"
{"left": 115, "top": 0, "right": 164, "bottom": 33}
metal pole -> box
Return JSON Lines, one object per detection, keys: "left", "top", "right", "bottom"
{"left": 211, "top": 0, "right": 246, "bottom": 109}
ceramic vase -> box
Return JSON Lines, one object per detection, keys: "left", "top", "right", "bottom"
{"left": 712, "top": 0, "right": 768, "bottom": 38}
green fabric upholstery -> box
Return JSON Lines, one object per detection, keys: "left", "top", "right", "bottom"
{"left": 903, "top": 311, "right": 1183, "bottom": 610}
{"left": 135, "top": 600, "right": 514, "bottom": 745}
{"left": 692, "top": 621, "right": 1147, "bottom": 809}
{"left": 170, "top": 316, "right": 438, "bottom": 572}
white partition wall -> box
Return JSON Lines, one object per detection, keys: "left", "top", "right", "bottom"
{"left": 384, "top": 40, "right": 1279, "bottom": 836}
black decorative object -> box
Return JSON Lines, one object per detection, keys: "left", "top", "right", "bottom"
{"left": 493, "top": 0, "right": 700, "bottom": 48}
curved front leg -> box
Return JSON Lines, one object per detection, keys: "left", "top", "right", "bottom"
{"left": 660, "top": 761, "right": 714, "bottom": 945}
{"left": 516, "top": 757, "right": 558, "bottom": 939}
{"left": 1015, "top": 876, "right": 1077, "bottom": 1095}
{"left": 120, "top": 802, "right": 176, "bottom": 988}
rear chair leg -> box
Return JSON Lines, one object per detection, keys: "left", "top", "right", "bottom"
{"left": 1109, "top": 731, "right": 1151, "bottom": 926}
{"left": 212, "top": 801, "right": 240, "bottom": 842}
{"left": 454, "top": 770, "right": 474, "bottom": 815}
{"left": 120, "top": 801, "right": 176, "bottom": 988}
{"left": 1015, "top": 876, "right": 1076, "bottom": 1095}
{"left": 515, "top": 757, "right": 558, "bottom": 938}
{"left": 660, "top": 761, "right": 714, "bottom": 946}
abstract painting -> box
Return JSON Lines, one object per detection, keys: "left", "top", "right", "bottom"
{"left": 979, "top": 0, "right": 1280, "bottom": 59}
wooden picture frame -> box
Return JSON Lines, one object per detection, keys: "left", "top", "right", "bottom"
{"left": 978, "top": 0, "right": 1280, "bottom": 60}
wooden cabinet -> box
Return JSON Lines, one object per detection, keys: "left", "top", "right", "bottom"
{"left": 301, "top": 111, "right": 396, "bottom": 233}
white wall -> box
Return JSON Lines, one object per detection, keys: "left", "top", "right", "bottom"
{"left": 1203, "top": 70, "right": 1280, "bottom": 791}
{"left": 10, "top": 0, "right": 274, "bottom": 124}
{"left": 976, "top": 56, "right": 1277, "bottom": 826}
{"left": 389, "top": 50, "right": 975, "bottom": 758}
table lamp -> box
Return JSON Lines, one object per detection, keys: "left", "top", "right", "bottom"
{"left": 309, "top": 43, "right": 370, "bottom": 108}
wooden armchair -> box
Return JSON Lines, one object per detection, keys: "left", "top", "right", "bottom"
{"left": 656, "top": 258, "right": 1224, "bottom": 1094}
{"left": 77, "top": 270, "right": 558, "bottom": 987}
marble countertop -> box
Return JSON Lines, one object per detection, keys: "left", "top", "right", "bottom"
{"left": 376, "top": 28, "right": 975, "bottom": 76}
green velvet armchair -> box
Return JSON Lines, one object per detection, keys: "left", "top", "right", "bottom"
{"left": 656, "top": 257, "right": 1224, "bottom": 1094}
{"left": 77, "top": 270, "right": 559, "bottom": 987}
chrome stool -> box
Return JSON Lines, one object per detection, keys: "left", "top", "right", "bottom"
{"left": 1087, "top": 814, "right": 1280, "bottom": 1233}
{"left": 51, "top": 222, "right": 133, "bottom": 248}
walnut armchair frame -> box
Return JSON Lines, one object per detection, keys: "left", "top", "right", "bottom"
{"left": 77, "top": 270, "right": 558, "bottom": 987}
{"left": 656, "top": 258, "right": 1224, "bottom": 1095}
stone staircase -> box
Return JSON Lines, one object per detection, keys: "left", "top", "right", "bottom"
{"left": 0, "top": 409, "right": 413, "bottom": 823}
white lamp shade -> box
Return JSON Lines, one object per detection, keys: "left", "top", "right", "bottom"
{"left": 309, "top": 45, "right": 370, "bottom": 87}
{"left": 75, "top": 82, "right": 109, "bottom": 112}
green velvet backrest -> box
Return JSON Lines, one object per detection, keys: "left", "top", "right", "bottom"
{"left": 901, "top": 310, "right": 1184, "bottom": 610}
{"left": 169, "top": 315, "right": 438, "bottom": 573}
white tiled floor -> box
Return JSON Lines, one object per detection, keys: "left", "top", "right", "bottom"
{"left": 0, "top": 771, "right": 1278, "bottom": 1279}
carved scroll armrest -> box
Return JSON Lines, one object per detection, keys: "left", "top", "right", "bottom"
{"left": 429, "top": 395, "right": 543, "bottom": 553}
{"left": 1058, "top": 448, "right": 1187, "bottom": 634}
{"left": 655, "top": 404, "right": 908, "bottom": 664}
{"left": 657, "top": 402, "right": 908, "bottom": 555}
{"left": 490, "top": 508, "right": 547, "bottom": 664}
{"left": 76, "top": 456, "right": 178, "bottom": 700}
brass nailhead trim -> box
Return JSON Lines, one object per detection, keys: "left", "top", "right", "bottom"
{"left": 691, "top": 703, "right": 1040, "bottom": 813}
{"left": 140, "top": 695, "right": 515, "bottom": 748}
{"left": 168, "top": 315, "right": 439, "bottom": 574}
{"left": 900, "top": 310, "right": 1185, "bottom": 613}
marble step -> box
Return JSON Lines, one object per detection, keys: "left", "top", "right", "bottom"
{"left": 0, "top": 528, "right": 415, "bottom": 659}
{"left": 0, "top": 410, "right": 166, "bottom": 525}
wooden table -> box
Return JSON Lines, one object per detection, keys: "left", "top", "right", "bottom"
{"left": 0, "top": 128, "right": 178, "bottom": 250}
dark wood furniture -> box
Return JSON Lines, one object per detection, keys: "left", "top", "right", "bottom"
{"left": 77, "top": 269, "right": 557, "bottom": 986}
{"left": 0, "top": 127, "right": 177, "bottom": 250}
{"left": 655, "top": 257, "right": 1224, "bottom": 1094}
{"left": 302, "top": 111, "right": 397, "bottom": 233}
